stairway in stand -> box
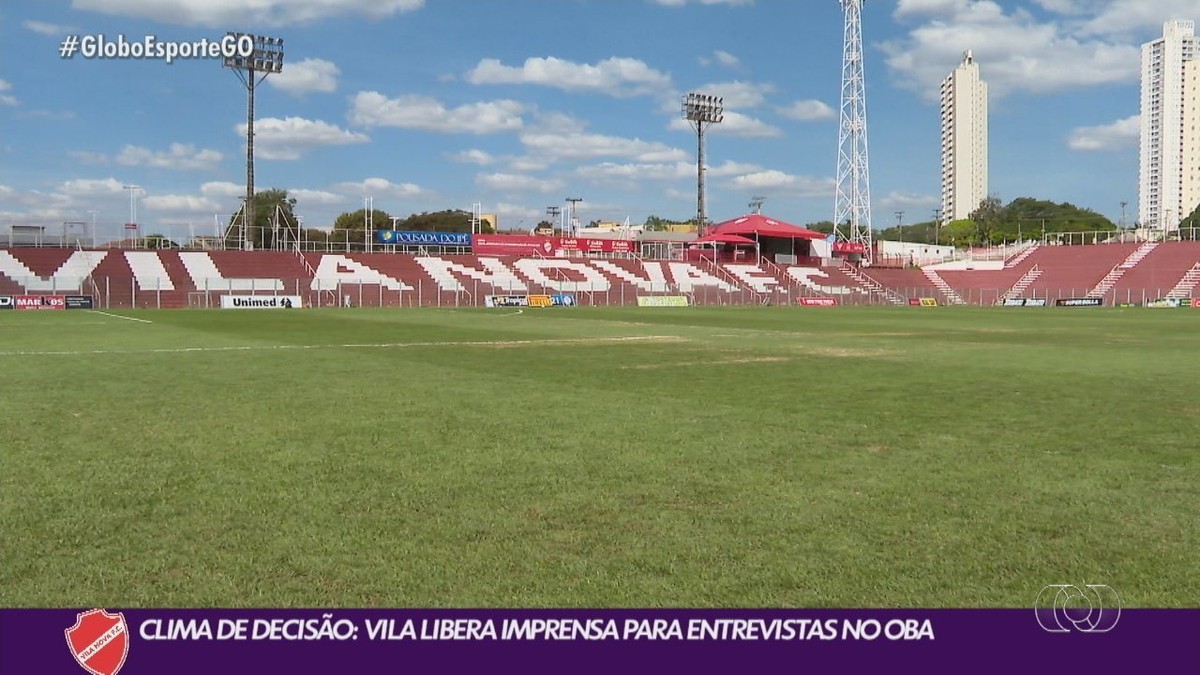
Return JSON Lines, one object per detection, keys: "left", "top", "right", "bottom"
{"left": 999, "top": 265, "right": 1042, "bottom": 302}
{"left": 840, "top": 262, "right": 905, "bottom": 305}
{"left": 921, "top": 268, "right": 966, "bottom": 305}
{"left": 1004, "top": 244, "right": 1039, "bottom": 268}
{"left": 1166, "top": 262, "right": 1200, "bottom": 300}
{"left": 1086, "top": 242, "right": 1158, "bottom": 298}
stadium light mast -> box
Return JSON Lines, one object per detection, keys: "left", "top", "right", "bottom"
{"left": 834, "top": 0, "right": 874, "bottom": 263}
{"left": 123, "top": 184, "right": 141, "bottom": 244}
{"left": 682, "top": 92, "right": 724, "bottom": 235}
{"left": 224, "top": 33, "right": 283, "bottom": 250}
{"left": 546, "top": 205, "right": 561, "bottom": 234}
{"left": 566, "top": 197, "right": 583, "bottom": 236}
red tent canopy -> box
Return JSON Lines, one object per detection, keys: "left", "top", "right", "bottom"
{"left": 709, "top": 214, "right": 826, "bottom": 240}
{"left": 690, "top": 233, "right": 758, "bottom": 246}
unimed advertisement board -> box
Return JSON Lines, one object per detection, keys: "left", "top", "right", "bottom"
{"left": 220, "top": 295, "right": 302, "bottom": 309}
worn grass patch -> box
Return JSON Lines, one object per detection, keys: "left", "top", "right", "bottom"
{"left": 1, "top": 306, "right": 1197, "bottom": 608}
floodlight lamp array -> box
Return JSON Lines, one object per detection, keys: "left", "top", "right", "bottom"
{"left": 223, "top": 32, "right": 285, "bottom": 73}
{"left": 681, "top": 92, "right": 724, "bottom": 123}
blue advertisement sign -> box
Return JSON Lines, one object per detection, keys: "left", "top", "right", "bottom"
{"left": 375, "top": 230, "right": 471, "bottom": 246}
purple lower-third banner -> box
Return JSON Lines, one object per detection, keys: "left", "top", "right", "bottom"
{"left": 1, "top": 608, "right": 1196, "bottom": 674}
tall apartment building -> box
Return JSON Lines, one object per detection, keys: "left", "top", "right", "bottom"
{"left": 940, "top": 51, "right": 988, "bottom": 223}
{"left": 1139, "top": 20, "right": 1198, "bottom": 231}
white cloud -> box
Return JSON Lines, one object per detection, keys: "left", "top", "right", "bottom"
{"left": 885, "top": 0, "right": 1140, "bottom": 99}
{"left": 1067, "top": 115, "right": 1140, "bottom": 151}
{"left": 729, "top": 170, "right": 835, "bottom": 198}
{"left": 699, "top": 49, "right": 742, "bottom": 68}
{"left": 695, "top": 81, "right": 775, "bottom": 109}
{"left": 23, "top": 20, "right": 78, "bottom": 35}
{"left": 290, "top": 188, "right": 346, "bottom": 205}
{"left": 493, "top": 203, "right": 542, "bottom": 226}
{"left": 576, "top": 160, "right": 762, "bottom": 182}
{"left": 70, "top": 0, "right": 425, "bottom": 27}
{"left": 200, "top": 181, "right": 244, "bottom": 198}
{"left": 448, "top": 149, "right": 496, "bottom": 165}
{"left": 235, "top": 117, "right": 369, "bottom": 160}
{"left": 878, "top": 191, "right": 940, "bottom": 212}
{"left": 268, "top": 58, "right": 340, "bottom": 96}
{"left": 142, "top": 194, "right": 221, "bottom": 213}
{"left": 350, "top": 92, "right": 524, "bottom": 134}
{"left": 777, "top": 100, "right": 836, "bottom": 121}
{"left": 466, "top": 56, "right": 672, "bottom": 98}
{"left": 669, "top": 111, "right": 782, "bottom": 138}
{"left": 116, "top": 143, "right": 223, "bottom": 170}
{"left": 334, "top": 177, "right": 427, "bottom": 198}
{"left": 653, "top": 0, "right": 754, "bottom": 6}
{"left": 475, "top": 173, "right": 564, "bottom": 194}
{"left": 0, "top": 79, "right": 17, "bottom": 106}
{"left": 68, "top": 151, "right": 108, "bottom": 164}
{"left": 59, "top": 177, "right": 127, "bottom": 195}
{"left": 520, "top": 131, "right": 687, "bottom": 163}
{"left": 1061, "top": 1, "right": 1200, "bottom": 37}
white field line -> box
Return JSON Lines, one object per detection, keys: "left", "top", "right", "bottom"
{"left": 87, "top": 310, "right": 154, "bottom": 324}
{"left": 0, "top": 334, "right": 685, "bottom": 357}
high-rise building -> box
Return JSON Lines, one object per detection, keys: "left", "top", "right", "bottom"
{"left": 1139, "top": 20, "right": 1198, "bottom": 231}
{"left": 940, "top": 51, "right": 988, "bottom": 224}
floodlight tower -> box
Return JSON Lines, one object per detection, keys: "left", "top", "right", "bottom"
{"left": 682, "top": 92, "right": 724, "bottom": 235}
{"left": 566, "top": 197, "right": 583, "bottom": 235}
{"left": 223, "top": 33, "right": 283, "bottom": 250}
{"left": 834, "top": 0, "right": 873, "bottom": 262}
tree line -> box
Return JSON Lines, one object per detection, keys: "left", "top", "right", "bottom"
{"left": 138, "top": 189, "right": 1200, "bottom": 249}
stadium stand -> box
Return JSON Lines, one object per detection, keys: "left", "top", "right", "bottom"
{"left": 1, "top": 243, "right": 1198, "bottom": 308}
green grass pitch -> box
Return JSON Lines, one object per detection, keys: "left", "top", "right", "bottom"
{"left": 1, "top": 306, "right": 1196, "bottom": 608}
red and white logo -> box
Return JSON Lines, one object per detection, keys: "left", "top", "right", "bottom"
{"left": 65, "top": 609, "right": 129, "bottom": 675}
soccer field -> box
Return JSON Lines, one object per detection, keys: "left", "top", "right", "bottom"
{"left": 1, "top": 306, "right": 1196, "bottom": 608}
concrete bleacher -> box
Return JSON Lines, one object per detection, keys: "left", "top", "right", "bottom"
{"left": 1018, "top": 243, "right": 1138, "bottom": 300}
{"left": 3, "top": 243, "right": 1198, "bottom": 308}
{"left": 1105, "top": 241, "right": 1200, "bottom": 303}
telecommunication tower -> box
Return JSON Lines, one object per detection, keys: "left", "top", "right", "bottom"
{"left": 834, "top": 0, "right": 873, "bottom": 262}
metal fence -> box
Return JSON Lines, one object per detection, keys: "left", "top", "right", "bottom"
{"left": 3, "top": 276, "right": 1194, "bottom": 309}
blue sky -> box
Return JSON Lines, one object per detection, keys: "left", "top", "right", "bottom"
{"left": 1, "top": 0, "right": 1196, "bottom": 241}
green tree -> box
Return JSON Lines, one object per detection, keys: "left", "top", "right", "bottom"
{"left": 806, "top": 220, "right": 836, "bottom": 234}
{"left": 332, "top": 208, "right": 394, "bottom": 237}
{"left": 643, "top": 215, "right": 694, "bottom": 231}
{"left": 394, "top": 209, "right": 493, "bottom": 233}
{"left": 141, "top": 233, "right": 176, "bottom": 249}
{"left": 224, "top": 188, "right": 298, "bottom": 250}
{"left": 941, "top": 219, "right": 979, "bottom": 247}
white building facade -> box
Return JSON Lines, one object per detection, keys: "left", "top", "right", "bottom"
{"left": 940, "top": 51, "right": 989, "bottom": 223}
{"left": 1139, "top": 20, "right": 1199, "bottom": 231}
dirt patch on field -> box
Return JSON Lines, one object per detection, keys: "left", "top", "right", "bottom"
{"left": 805, "top": 346, "right": 893, "bottom": 358}
{"left": 622, "top": 356, "right": 793, "bottom": 370}
{"left": 472, "top": 335, "right": 687, "bottom": 349}
{"left": 1173, "top": 407, "right": 1200, "bottom": 417}
{"left": 868, "top": 445, "right": 889, "bottom": 454}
